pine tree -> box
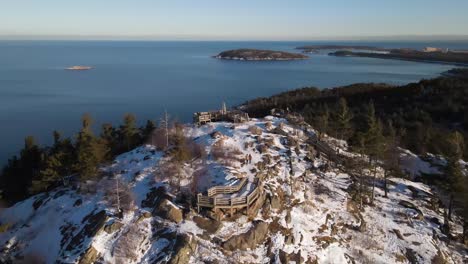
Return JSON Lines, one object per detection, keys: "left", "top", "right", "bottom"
{"left": 444, "top": 131, "right": 465, "bottom": 221}
{"left": 334, "top": 97, "right": 353, "bottom": 141}
{"left": 101, "top": 123, "right": 117, "bottom": 158}
{"left": 120, "top": 113, "right": 139, "bottom": 151}
{"left": 382, "top": 121, "right": 400, "bottom": 197}
{"left": 141, "top": 120, "right": 157, "bottom": 144}
{"left": 0, "top": 136, "right": 43, "bottom": 202}
{"left": 75, "top": 114, "right": 107, "bottom": 181}
{"left": 363, "top": 101, "right": 385, "bottom": 204}
{"left": 30, "top": 132, "right": 75, "bottom": 194}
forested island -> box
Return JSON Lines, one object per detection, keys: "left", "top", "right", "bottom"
{"left": 329, "top": 49, "right": 468, "bottom": 65}
{"left": 296, "top": 45, "right": 389, "bottom": 53}
{"left": 214, "top": 49, "right": 308, "bottom": 61}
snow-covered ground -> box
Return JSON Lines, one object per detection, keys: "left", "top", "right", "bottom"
{"left": 0, "top": 117, "right": 466, "bottom": 263}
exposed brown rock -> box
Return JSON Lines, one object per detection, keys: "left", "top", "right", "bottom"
{"left": 78, "top": 246, "right": 99, "bottom": 264}
{"left": 193, "top": 216, "right": 222, "bottom": 234}
{"left": 169, "top": 234, "right": 197, "bottom": 264}
{"left": 222, "top": 220, "right": 269, "bottom": 251}
{"left": 158, "top": 199, "right": 183, "bottom": 223}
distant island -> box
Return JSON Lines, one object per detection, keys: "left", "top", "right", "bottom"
{"left": 329, "top": 50, "right": 468, "bottom": 65}
{"left": 65, "top": 66, "right": 93, "bottom": 70}
{"left": 442, "top": 68, "right": 468, "bottom": 79}
{"left": 214, "top": 49, "right": 308, "bottom": 61}
{"left": 296, "top": 45, "right": 389, "bottom": 53}
{"left": 295, "top": 45, "right": 468, "bottom": 65}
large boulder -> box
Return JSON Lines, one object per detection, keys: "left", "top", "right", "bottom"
{"left": 104, "top": 220, "right": 124, "bottom": 234}
{"left": 78, "top": 246, "right": 99, "bottom": 264}
{"left": 158, "top": 199, "right": 183, "bottom": 223}
{"left": 222, "top": 220, "right": 269, "bottom": 251}
{"left": 169, "top": 234, "right": 197, "bottom": 264}
{"left": 193, "top": 216, "right": 222, "bottom": 234}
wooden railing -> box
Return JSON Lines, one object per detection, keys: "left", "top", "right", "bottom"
{"left": 207, "top": 177, "right": 247, "bottom": 197}
{"left": 197, "top": 178, "right": 261, "bottom": 210}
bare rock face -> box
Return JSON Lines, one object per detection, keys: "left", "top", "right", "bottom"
{"left": 222, "top": 220, "right": 269, "bottom": 251}
{"left": 399, "top": 200, "right": 424, "bottom": 220}
{"left": 64, "top": 210, "right": 107, "bottom": 257}
{"left": 141, "top": 186, "right": 168, "bottom": 209}
{"left": 104, "top": 220, "right": 124, "bottom": 234}
{"left": 169, "top": 234, "right": 197, "bottom": 264}
{"left": 269, "top": 187, "right": 285, "bottom": 210}
{"left": 78, "top": 246, "right": 99, "bottom": 264}
{"left": 193, "top": 216, "right": 222, "bottom": 234}
{"left": 279, "top": 249, "right": 303, "bottom": 264}
{"left": 158, "top": 199, "right": 183, "bottom": 223}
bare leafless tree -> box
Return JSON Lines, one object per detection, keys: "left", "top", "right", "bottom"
{"left": 103, "top": 178, "right": 135, "bottom": 214}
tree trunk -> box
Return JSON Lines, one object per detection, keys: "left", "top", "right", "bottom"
{"left": 448, "top": 194, "right": 454, "bottom": 221}
{"left": 463, "top": 220, "right": 468, "bottom": 245}
{"left": 383, "top": 169, "right": 388, "bottom": 198}
{"left": 371, "top": 162, "right": 377, "bottom": 204}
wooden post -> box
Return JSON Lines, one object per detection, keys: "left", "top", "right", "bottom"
{"left": 197, "top": 193, "right": 200, "bottom": 213}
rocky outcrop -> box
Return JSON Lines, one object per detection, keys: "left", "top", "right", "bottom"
{"left": 65, "top": 210, "right": 108, "bottom": 255}
{"left": 222, "top": 220, "right": 269, "bottom": 251}
{"left": 104, "top": 220, "right": 124, "bottom": 234}
{"left": 269, "top": 187, "right": 285, "bottom": 210}
{"left": 169, "top": 234, "right": 197, "bottom": 264}
{"left": 279, "top": 249, "right": 303, "bottom": 264}
{"left": 193, "top": 216, "right": 222, "bottom": 234}
{"left": 158, "top": 199, "right": 183, "bottom": 223}
{"left": 141, "top": 186, "right": 168, "bottom": 209}
{"left": 78, "top": 246, "right": 99, "bottom": 264}
{"left": 399, "top": 200, "right": 424, "bottom": 220}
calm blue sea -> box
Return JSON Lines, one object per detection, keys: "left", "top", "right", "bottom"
{"left": 0, "top": 40, "right": 467, "bottom": 164}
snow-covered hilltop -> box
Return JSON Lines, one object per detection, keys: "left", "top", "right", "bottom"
{"left": 0, "top": 117, "right": 466, "bottom": 263}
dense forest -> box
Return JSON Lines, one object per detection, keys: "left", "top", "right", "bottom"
{"left": 244, "top": 75, "right": 468, "bottom": 160}
{"left": 0, "top": 114, "right": 161, "bottom": 205}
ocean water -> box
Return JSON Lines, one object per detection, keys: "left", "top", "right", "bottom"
{"left": 0, "top": 40, "right": 465, "bottom": 164}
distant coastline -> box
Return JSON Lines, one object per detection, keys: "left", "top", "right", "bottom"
{"left": 214, "top": 49, "right": 308, "bottom": 61}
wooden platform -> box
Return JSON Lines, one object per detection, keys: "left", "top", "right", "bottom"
{"left": 197, "top": 178, "right": 262, "bottom": 214}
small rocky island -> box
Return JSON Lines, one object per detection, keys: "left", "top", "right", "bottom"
{"left": 214, "top": 49, "right": 308, "bottom": 61}
{"left": 65, "top": 65, "right": 93, "bottom": 70}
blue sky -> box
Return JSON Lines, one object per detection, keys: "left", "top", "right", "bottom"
{"left": 1, "top": 0, "right": 468, "bottom": 40}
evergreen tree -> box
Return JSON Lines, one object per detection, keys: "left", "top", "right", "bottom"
{"left": 75, "top": 114, "right": 107, "bottom": 181}
{"left": 363, "top": 101, "right": 385, "bottom": 203}
{"left": 120, "top": 113, "right": 139, "bottom": 151}
{"left": 382, "top": 121, "right": 400, "bottom": 197}
{"left": 444, "top": 131, "right": 465, "bottom": 221}
{"left": 141, "top": 120, "right": 157, "bottom": 144}
{"left": 0, "top": 136, "right": 43, "bottom": 203}
{"left": 334, "top": 97, "right": 353, "bottom": 141}
{"left": 101, "top": 123, "right": 117, "bottom": 158}
{"left": 30, "top": 132, "right": 75, "bottom": 194}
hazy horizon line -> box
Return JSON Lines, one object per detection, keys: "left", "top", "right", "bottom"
{"left": 2, "top": 34, "right": 468, "bottom": 42}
